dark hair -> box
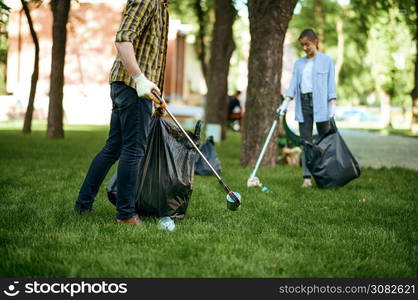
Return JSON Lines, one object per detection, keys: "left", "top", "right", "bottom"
{"left": 298, "top": 29, "right": 319, "bottom": 48}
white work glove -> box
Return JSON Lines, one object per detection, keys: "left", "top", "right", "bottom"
{"left": 328, "top": 99, "right": 336, "bottom": 119}
{"left": 133, "top": 73, "right": 161, "bottom": 105}
{"left": 278, "top": 97, "right": 291, "bottom": 115}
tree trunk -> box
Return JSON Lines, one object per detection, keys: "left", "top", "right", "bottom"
{"left": 335, "top": 18, "right": 344, "bottom": 86}
{"left": 412, "top": 53, "right": 418, "bottom": 134}
{"left": 193, "top": 0, "right": 209, "bottom": 87}
{"left": 0, "top": 4, "right": 9, "bottom": 95}
{"left": 47, "top": 0, "right": 70, "bottom": 139}
{"left": 411, "top": 0, "right": 418, "bottom": 134}
{"left": 314, "top": 0, "right": 325, "bottom": 51}
{"left": 378, "top": 86, "right": 392, "bottom": 128}
{"left": 205, "top": 0, "right": 236, "bottom": 140}
{"left": 241, "top": 0, "right": 297, "bottom": 167}
{"left": 22, "top": 0, "right": 39, "bottom": 134}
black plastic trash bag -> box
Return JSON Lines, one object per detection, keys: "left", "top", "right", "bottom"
{"left": 304, "top": 119, "right": 361, "bottom": 188}
{"left": 107, "top": 117, "right": 202, "bottom": 219}
{"left": 195, "top": 136, "right": 221, "bottom": 176}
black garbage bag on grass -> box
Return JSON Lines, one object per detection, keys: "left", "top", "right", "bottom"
{"left": 304, "top": 119, "right": 361, "bottom": 188}
{"left": 195, "top": 136, "right": 221, "bottom": 176}
{"left": 107, "top": 117, "right": 202, "bottom": 219}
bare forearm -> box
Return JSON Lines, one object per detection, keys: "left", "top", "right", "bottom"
{"left": 115, "top": 42, "right": 141, "bottom": 77}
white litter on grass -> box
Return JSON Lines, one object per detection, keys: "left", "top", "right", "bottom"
{"left": 158, "top": 217, "right": 175, "bottom": 232}
{"left": 247, "top": 176, "right": 262, "bottom": 187}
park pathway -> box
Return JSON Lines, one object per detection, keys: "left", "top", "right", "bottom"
{"left": 340, "top": 129, "right": 418, "bottom": 171}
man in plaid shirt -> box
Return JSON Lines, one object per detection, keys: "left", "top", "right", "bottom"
{"left": 75, "top": 0, "right": 169, "bottom": 225}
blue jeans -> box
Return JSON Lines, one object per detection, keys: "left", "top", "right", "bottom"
{"left": 75, "top": 82, "right": 152, "bottom": 220}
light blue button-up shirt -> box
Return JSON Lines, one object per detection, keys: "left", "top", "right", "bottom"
{"left": 285, "top": 52, "right": 337, "bottom": 123}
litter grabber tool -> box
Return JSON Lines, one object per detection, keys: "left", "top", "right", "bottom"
{"left": 151, "top": 90, "right": 242, "bottom": 210}
{"left": 247, "top": 106, "right": 285, "bottom": 193}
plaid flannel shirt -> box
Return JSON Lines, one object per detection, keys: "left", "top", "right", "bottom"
{"left": 109, "top": 0, "right": 169, "bottom": 91}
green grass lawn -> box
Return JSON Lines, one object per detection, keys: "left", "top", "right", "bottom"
{"left": 0, "top": 124, "right": 417, "bottom": 277}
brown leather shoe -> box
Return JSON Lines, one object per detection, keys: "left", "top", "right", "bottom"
{"left": 116, "top": 215, "right": 143, "bottom": 225}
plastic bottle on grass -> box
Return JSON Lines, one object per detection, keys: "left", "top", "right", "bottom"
{"left": 158, "top": 217, "right": 175, "bottom": 231}
{"left": 261, "top": 186, "right": 273, "bottom": 194}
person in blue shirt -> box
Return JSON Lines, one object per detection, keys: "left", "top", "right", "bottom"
{"left": 279, "top": 29, "right": 337, "bottom": 188}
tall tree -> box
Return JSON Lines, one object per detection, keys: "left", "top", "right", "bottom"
{"left": 193, "top": 0, "right": 211, "bottom": 86}
{"left": 408, "top": 0, "right": 418, "bottom": 133}
{"left": 47, "top": 0, "right": 70, "bottom": 138}
{"left": 313, "top": 0, "right": 325, "bottom": 50}
{"left": 171, "top": 0, "right": 213, "bottom": 86}
{"left": 335, "top": 17, "right": 344, "bottom": 86}
{"left": 21, "top": 0, "right": 40, "bottom": 134}
{"left": 241, "top": 0, "right": 297, "bottom": 167}
{"left": 351, "top": 0, "right": 416, "bottom": 128}
{"left": 205, "top": 0, "right": 236, "bottom": 140}
{"left": 0, "top": 0, "right": 10, "bottom": 95}
{"left": 170, "top": 0, "right": 237, "bottom": 139}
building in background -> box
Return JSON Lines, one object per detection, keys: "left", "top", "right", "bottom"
{"left": 1, "top": 0, "right": 296, "bottom": 125}
{"left": 2, "top": 0, "right": 206, "bottom": 124}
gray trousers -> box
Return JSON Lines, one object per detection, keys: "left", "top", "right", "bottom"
{"left": 299, "top": 93, "right": 330, "bottom": 178}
